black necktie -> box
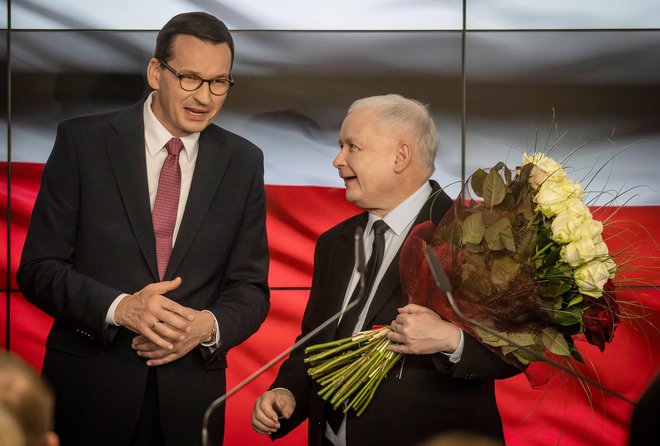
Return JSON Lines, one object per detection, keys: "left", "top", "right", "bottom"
{"left": 327, "top": 220, "right": 390, "bottom": 435}
{"left": 335, "top": 219, "right": 390, "bottom": 339}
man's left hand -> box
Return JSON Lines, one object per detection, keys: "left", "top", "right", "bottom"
{"left": 387, "top": 304, "right": 461, "bottom": 355}
{"left": 132, "top": 310, "right": 216, "bottom": 366}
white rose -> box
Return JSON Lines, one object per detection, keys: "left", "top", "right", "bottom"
{"left": 601, "top": 256, "right": 617, "bottom": 279}
{"left": 522, "top": 153, "right": 567, "bottom": 189}
{"left": 562, "top": 198, "right": 591, "bottom": 218}
{"left": 593, "top": 236, "right": 609, "bottom": 257}
{"left": 551, "top": 210, "right": 595, "bottom": 244}
{"left": 574, "top": 260, "right": 610, "bottom": 297}
{"left": 560, "top": 237, "right": 596, "bottom": 267}
{"left": 535, "top": 177, "right": 585, "bottom": 217}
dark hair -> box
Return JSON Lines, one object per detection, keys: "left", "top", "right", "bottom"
{"left": 154, "top": 12, "right": 234, "bottom": 66}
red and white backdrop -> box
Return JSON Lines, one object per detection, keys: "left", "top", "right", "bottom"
{"left": 2, "top": 2, "right": 660, "bottom": 445}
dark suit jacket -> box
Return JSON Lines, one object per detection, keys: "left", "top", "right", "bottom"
{"left": 271, "top": 182, "right": 520, "bottom": 446}
{"left": 17, "top": 101, "right": 270, "bottom": 446}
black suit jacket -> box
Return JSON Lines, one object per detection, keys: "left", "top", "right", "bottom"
{"left": 17, "top": 101, "right": 270, "bottom": 446}
{"left": 271, "top": 182, "right": 520, "bottom": 446}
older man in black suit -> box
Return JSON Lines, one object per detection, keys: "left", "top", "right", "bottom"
{"left": 252, "top": 94, "right": 520, "bottom": 446}
{"left": 18, "top": 12, "right": 269, "bottom": 446}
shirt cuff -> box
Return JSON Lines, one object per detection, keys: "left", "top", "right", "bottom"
{"left": 270, "top": 387, "right": 294, "bottom": 398}
{"left": 443, "top": 329, "right": 464, "bottom": 363}
{"left": 105, "top": 293, "right": 129, "bottom": 326}
{"left": 200, "top": 310, "right": 220, "bottom": 349}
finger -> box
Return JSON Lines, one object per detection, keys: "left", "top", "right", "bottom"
{"left": 146, "top": 352, "right": 181, "bottom": 366}
{"left": 276, "top": 393, "right": 295, "bottom": 419}
{"left": 147, "top": 276, "right": 183, "bottom": 294}
{"left": 136, "top": 347, "right": 167, "bottom": 359}
{"left": 252, "top": 399, "right": 280, "bottom": 433}
{"left": 132, "top": 340, "right": 160, "bottom": 353}
{"left": 151, "top": 319, "right": 188, "bottom": 341}
{"left": 398, "top": 303, "right": 428, "bottom": 314}
{"left": 388, "top": 343, "right": 411, "bottom": 354}
{"left": 252, "top": 414, "right": 278, "bottom": 435}
{"left": 387, "top": 330, "right": 405, "bottom": 344}
{"left": 142, "top": 326, "right": 175, "bottom": 350}
{"left": 158, "top": 301, "right": 196, "bottom": 327}
{"left": 273, "top": 395, "right": 286, "bottom": 419}
{"left": 132, "top": 335, "right": 149, "bottom": 345}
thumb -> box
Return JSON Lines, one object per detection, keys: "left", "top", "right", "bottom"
{"left": 154, "top": 276, "right": 182, "bottom": 293}
{"left": 275, "top": 393, "right": 294, "bottom": 419}
{"left": 398, "top": 303, "right": 427, "bottom": 314}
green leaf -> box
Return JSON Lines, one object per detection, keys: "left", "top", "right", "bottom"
{"left": 553, "top": 310, "right": 581, "bottom": 326}
{"left": 483, "top": 169, "right": 506, "bottom": 208}
{"left": 434, "top": 221, "right": 462, "bottom": 246}
{"left": 541, "top": 328, "right": 572, "bottom": 356}
{"left": 490, "top": 256, "right": 521, "bottom": 290}
{"left": 567, "top": 295, "right": 584, "bottom": 307}
{"left": 461, "top": 212, "right": 485, "bottom": 245}
{"left": 566, "top": 337, "right": 585, "bottom": 363}
{"left": 497, "top": 193, "right": 516, "bottom": 211}
{"left": 470, "top": 169, "right": 488, "bottom": 198}
{"left": 484, "top": 217, "right": 515, "bottom": 252}
{"left": 504, "top": 166, "right": 513, "bottom": 185}
{"left": 539, "top": 279, "right": 572, "bottom": 298}
{"left": 553, "top": 297, "right": 563, "bottom": 310}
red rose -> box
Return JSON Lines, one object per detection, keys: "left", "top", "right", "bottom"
{"left": 583, "top": 280, "right": 619, "bottom": 352}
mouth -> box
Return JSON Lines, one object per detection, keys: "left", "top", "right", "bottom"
{"left": 185, "top": 106, "right": 209, "bottom": 120}
{"left": 342, "top": 175, "right": 357, "bottom": 185}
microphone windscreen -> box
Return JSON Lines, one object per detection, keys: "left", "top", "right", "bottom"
{"left": 425, "top": 244, "right": 452, "bottom": 293}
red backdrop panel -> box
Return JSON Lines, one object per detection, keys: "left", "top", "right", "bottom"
{"left": 3, "top": 162, "right": 659, "bottom": 446}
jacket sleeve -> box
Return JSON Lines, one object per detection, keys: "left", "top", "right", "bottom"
{"left": 206, "top": 150, "right": 270, "bottom": 355}
{"left": 267, "top": 232, "right": 334, "bottom": 438}
{"left": 17, "top": 122, "right": 122, "bottom": 346}
{"left": 432, "top": 332, "right": 524, "bottom": 379}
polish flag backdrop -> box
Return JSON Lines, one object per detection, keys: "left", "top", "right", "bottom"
{"left": 3, "top": 3, "right": 660, "bottom": 444}
{"left": 3, "top": 158, "right": 659, "bottom": 446}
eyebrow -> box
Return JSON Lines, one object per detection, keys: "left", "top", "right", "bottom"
{"left": 174, "top": 65, "right": 230, "bottom": 79}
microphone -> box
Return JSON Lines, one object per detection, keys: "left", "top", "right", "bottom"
{"left": 424, "top": 244, "right": 636, "bottom": 405}
{"left": 201, "top": 226, "right": 368, "bottom": 445}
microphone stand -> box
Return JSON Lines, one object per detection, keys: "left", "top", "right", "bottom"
{"left": 201, "top": 227, "right": 368, "bottom": 445}
{"left": 424, "top": 244, "right": 636, "bottom": 405}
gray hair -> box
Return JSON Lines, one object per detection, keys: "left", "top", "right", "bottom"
{"left": 348, "top": 94, "right": 437, "bottom": 175}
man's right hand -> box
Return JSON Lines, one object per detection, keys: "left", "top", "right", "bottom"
{"left": 252, "top": 389, "right": 296, "bottom": 435}
{"left": 114, "top": 277, "right": 194, "bottom": 350}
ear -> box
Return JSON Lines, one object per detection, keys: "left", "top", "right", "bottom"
{"left": 393, "top": 142, "right": 412, "bottom": 174}
{"left": 146, "top": 58, "right": 162, "bottom": 91}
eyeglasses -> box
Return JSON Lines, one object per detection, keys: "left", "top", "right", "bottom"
{"left": 158, "top": 59, "right": 234, "bottom": 96}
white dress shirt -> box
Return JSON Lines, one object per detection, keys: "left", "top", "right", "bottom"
{"left": 104, "top": 93, "right": 219, "bottom": 347}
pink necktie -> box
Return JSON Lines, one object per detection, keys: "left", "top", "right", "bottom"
{"left": 152, "top": 137, "right": 183, "bottom": 280}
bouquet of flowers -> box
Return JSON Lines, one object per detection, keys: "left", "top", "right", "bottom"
{"left": 304, "top": 151, "right": 620, "bottom": 415}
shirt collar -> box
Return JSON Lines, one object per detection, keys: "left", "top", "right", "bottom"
{"left": 143, "top": 91, "right": 200, "bottom": 162}
{"left": 367, "top": 182, "right": 433, "bottom": 236}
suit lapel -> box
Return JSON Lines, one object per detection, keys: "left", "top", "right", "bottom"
{"left": 165, "top": 129, "right": 230, "bottom": 277}
{"left": 325, "top": 214, "right": 368, "bottom": 337}
{"left": 106, "top": 103, "right": 159, "bottom": 280}
{"left": 363, "top": 181, "right": 452, "bottom": 326}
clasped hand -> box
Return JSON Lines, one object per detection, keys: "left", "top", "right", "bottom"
{"left": 114, "top": 277, "right": 214, "bottom": 366}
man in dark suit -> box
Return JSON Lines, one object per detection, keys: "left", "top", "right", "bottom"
{"left": 252, "top": 94, "right": 520, "bottom": 445}
{"left": 17, "top": 12, "right": 269, "bottom": 446}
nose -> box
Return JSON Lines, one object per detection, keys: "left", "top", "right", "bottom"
{"left": 193, "top": 82, "right": 212, "bottom": 104}
{"left": 333, "top": 145, "right": 347, "bottom": 169}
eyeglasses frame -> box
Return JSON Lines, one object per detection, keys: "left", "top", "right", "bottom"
{"left": 158, "top": 59, "right": 235, "bottom": 96}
